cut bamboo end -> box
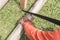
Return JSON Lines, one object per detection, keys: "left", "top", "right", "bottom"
{"left": 20, "top": 0, "right": 27, "bottom": 10}
{"left": 0, "top": 0, "right": 8, "bottom": 9}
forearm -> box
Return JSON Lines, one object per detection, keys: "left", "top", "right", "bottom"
{"left": 23, "top": 21, "right": 36, "bottom": 39}
{"left": 23, "top": 21, "right": 36, "bottom": 33}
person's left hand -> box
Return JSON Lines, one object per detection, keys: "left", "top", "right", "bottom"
{"left": 20, "top": 16, "right": 29, "bottom": 24}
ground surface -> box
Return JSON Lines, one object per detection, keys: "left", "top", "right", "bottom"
{"left": 0, "top": 0, "right": 60, "bottom": 40}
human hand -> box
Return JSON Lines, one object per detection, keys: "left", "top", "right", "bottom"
{"left": 20, "top": 16, "right": 29, "bottom": 24}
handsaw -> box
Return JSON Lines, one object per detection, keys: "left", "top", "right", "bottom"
{"left": 0, "top": 0, "right": 9, "bottom": 9}
{"left": 23, "top": 10, "right": 60, "bottom": 26}
{"left": 6, "top": 0, "right": 46, "bottom": 40}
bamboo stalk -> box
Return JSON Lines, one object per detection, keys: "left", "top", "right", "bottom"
{"left": 26, "top": 0, "right": 47, "bottom": 20}
{"left": 7, "top": 0, "right": 46, "bottom": 40}
{"left": 7, "top": 24, "right": 23, "bottom": 40}
{"left": 0, "top": 0, "right": 8, "bottom": 9}
{"left": 20, "top": 0, "right": 28, "bottom": 10}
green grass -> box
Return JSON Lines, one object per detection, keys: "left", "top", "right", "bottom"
{"left": 33, "top": 0, "right": 60, "bottom": 31}
{"left": 0, "top": 0, "right": 60, "bottom": 40}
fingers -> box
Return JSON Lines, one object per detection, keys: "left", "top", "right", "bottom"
{"left": 20, "top": 16, "right": 29, "bottom": 24}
